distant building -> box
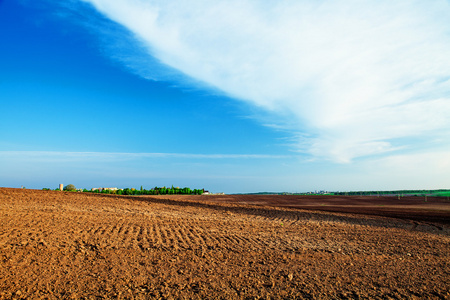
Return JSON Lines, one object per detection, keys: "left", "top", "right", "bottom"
{"left": 105, "top": 187, "right": 119, "bottom": 191}
{"left": 59, "top": 184, "right": 63, "bottom": 191}
{"left": 91, "top": 187, "right": 119, "bottom": 192}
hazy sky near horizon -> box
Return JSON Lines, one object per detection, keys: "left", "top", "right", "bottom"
{"left": 1, "top": 0, "right": 450, "bottom": 193}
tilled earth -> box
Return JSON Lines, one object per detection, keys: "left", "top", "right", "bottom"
{"left": 0, "top": 188, "right": 449, "bottom": 299}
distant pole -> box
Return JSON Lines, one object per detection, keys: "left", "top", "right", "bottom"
{"left": 59, "top": 184, "right": 63, "bottom": 191}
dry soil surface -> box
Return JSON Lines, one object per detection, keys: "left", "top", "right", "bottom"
{"left": 0, "top": 188, "right": 449, "bottom": 299}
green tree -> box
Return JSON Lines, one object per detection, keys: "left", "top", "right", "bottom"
{"left": 63, "top": 184, "right": 76, "bottom": 191}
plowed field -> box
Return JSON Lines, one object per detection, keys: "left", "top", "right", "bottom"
{"left": 1, "top": 188, "right": 449, "bottom": 299}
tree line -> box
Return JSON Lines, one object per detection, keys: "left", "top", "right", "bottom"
{"left": 332, "top": 189, "right": 450, "bottom": 197}
{"left": 90, "top": 186, "right": 205, "bottom": 195}
{"left": 43, "top": 184, "right": 206, "bottom": 195}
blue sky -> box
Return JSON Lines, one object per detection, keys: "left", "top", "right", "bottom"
{"left": 1, "top": 0, "right": 450, "bottom": 193}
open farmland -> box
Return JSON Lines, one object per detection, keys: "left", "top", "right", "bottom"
{"left": 0, "top": 188, "right": 449, "bottom": 299}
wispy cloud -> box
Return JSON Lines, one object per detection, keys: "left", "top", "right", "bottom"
{"left": 0, "top": 151, "right": 293, "bottom": 162}
{"left": 78, "top": 0, "right": 450, "bottom": 162}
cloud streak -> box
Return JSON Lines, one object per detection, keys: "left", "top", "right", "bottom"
{"left": 79, "top": 0, "right": 450, "bottom": 162}
{"left": 0, "top": 151, "right": 293, "bottom": 162}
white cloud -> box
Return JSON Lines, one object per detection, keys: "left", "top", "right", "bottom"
{"left": 0, "top": 151, "right": 292, "bottom": 162}
{"left": 356, "top": 150, "right": 450, "bottom": 190}
{"left": 80, "top": 0, "right": 450, "bottom": 162}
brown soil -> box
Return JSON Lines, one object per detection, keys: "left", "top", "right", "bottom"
{"left": 169, "top": 194, "right": 450, "bottom": 226}
{"left": 1, "top": 188, "right": 449, "bottom": 299}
